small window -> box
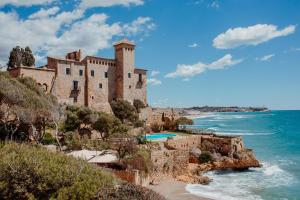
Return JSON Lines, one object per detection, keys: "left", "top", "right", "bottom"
{"left": 99, "top": 83, "right": 102, "bottom": 89}
{"left": 89, "top": 60, "right": 92, "bottom": 63}
{"left": 79, "top": 69, "right": 83, "bottom": 76}
{"left": 73, "top": 81, "right": 78, "bottom": 90}
{"left": 66, "top": 68, "right": 71, "bottom": 75}
{"left": 128, "top": 73, "right": 131, "bottom": 78}
{"left": 91, "top": 70, "right": 94, "bottom": 77}
{"left": 129, "top": 85, "right": 132, "bottom": 89}
{"left": 139, "top": 74, "right": 142, "bottom": 82}
{"left": 105, "top": 72, "right": 108, "bottom": 78}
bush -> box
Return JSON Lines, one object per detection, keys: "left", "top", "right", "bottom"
{"left": 174, "top": 117, "right": 193, "bottom": 130}
{"left": 134, "top": 120, "right": 144, "bottom": 128}
{"left": 150, "top": 123, "right": 161, "bottom": 133}
{"left": 42, "top": 132, "right": 56, "bottom": 145}
{"left": 133, "top": 99, "right": 145, "bottom": 113}
{"left": 110, "top": 99, "right": 138, "bottom": 124}
{"left": 97, "top": 182, "right": 166, "bottom": 200}
{"left": 64, "top": 132, "right": 110, "bottom": 151}
{"left": 0, "top": 143, "right": 114, "bottom": 200}
{"left": 198, "top": 152, "right": 214, "bottom": 163}
{"left": 124, "top": 148, "right": 153, "bottom": 174}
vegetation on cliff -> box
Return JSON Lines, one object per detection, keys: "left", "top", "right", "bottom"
{"left": 0, "top": 143, "right": 114, "bottom": 200}
{"left": 0, "top": 72, "right": 59, "bottom": 142}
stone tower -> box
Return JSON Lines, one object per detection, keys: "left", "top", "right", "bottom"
{"left": 114, "top": 39, "right": 136, "bottom": 103}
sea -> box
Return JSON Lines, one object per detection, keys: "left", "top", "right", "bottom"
{"left": 185, "top": 110, "right": 300, "bottom": 200}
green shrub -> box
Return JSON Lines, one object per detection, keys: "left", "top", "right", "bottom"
{"left": 42, "top": 132, "right": 56, "bottom": 145}
{"left": 0, "top": 143, "right": 114, "bottom": 200}
{"left": 134, "top": 120, "right": 144, "bottom": 128}
{"left": 133, "top": 99, "right": 145, "bottom": 113}
{"left": 64, "top": 132, "right": 110, "bottom": 151}
{"left": 150, "top": 123, "right": 161, "bottom": 133}
{"left": 110, "top": 99, "right": 138, "bottom": 123}
{"left": 198, "top": 152, "right": 214, "bottom": 163}
{"left": 124, "top": 148, "right": 153, "bottom": 174}
{"left": 97, "top": 182, "right": 166, "bottom": 200}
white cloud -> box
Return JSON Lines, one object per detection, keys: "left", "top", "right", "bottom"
{"left": 208, "top": 1, "right": 219, "bottom": 8}
{"left": 256, "top": 54, "right": 275, "bottom": 61}
{"left": 213, "top": 24, "right": 296, "bottom": 49}
{"left": 147, "top": 78, "right": 162, "bottom": 86}
{"left": 79, "top": 0, "right": 143, "bottom": 9}
{"left": 28, "top": 6, "right": 60, "bottom": 19}
{"left": 150, "top": 70, "right": 160, "bottom": 77}
{"left": 123, "top": 17, "right": 155, "bottom": 36}
{"left": 0, "top": 0, "right": 54, "bottom": 7}
{"left": 188, "top": 43, "right": 199, "bottom": 48}
{"left": 165, "top": 54, "right": 242, "bottom": 78}
{"left": 0, "top": 9, "right": 154, "bottom": 65}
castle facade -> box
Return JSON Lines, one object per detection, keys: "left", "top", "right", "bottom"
{"left": 8, "top": 39, "right": 147, "bottom": 113}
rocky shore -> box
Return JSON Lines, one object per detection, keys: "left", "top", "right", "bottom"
{"left": 148, "top": 134, "right": 261, "bottom": 199}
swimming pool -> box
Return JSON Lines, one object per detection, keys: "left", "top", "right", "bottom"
{"left": 146, "top": 133, "right": 177, "bottom": 140}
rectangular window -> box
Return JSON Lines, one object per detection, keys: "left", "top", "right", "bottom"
{"left": 66, "top": 68, "right": 71, "bottom": 75}
{"left": 105, "top": 72, "right": 108, "bottom": 78}
{"left": 73, "top": 81, "right": 78, "bottom": 90}
{"left": 79, "top": 69, "right": 83, "bottom": 76}
{"left": 128, "top": 72, "right": 131, "bottom": 78}
{"left": 99, "top": 83, "right": 102, "bottom": 89}
{"left": 139, "top": 74, "right": 142, "bottom": 82}
{"left": 91, "top": 70, "right": 94, "bottom": 77}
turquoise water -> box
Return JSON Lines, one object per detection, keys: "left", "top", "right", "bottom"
{"left": 186, "top": 111, "right": 300, "bottom": 200}
{"left": 146, "top": 133, "right": 176, "bottom": 140}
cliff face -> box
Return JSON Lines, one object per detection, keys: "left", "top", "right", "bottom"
{"left": 211, "top": 149, "right": 260, "bottom": 170}
{"left": 151, "top": 134, "right": 261, "bottom": 185}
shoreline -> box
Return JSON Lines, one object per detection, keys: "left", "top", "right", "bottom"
{"left": 147, "top": 178, "right": 211, "bottom": 200}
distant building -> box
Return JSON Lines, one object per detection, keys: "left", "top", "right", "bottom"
{"left": 8, "top": 39, "right": 147, "bottom": 112}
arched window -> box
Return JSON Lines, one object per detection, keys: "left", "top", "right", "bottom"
{"left": 42, "top": 83, "right": 48, "bottom": 92}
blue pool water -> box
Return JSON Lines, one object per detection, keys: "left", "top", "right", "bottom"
{"left": 185, "top": 111, "right": 300, "bottom": 200}
{"left": 146, "top": 133, "right": 176, "bottom": 140}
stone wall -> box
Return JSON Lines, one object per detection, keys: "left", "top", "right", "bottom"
{"left": 165, "top": 135, "right": 202, "bottom": 151}
{"left": 8, "top": 67, "right": 55, "bottom": 93}
{"left": 53, "top": 60, "right": 86, "bottom": 106}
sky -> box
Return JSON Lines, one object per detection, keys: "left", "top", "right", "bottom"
{"left": 0, "top": 0, "right": 299, "bottom": 110}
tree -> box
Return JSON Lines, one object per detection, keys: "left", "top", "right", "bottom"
{"left": 22, "top": 47, "right": 35, "bottom": 66}
{"left": 63, "top": 106, "right": 97, "bottom": 138}
{"left": 174, "top": 117, "right": 193, "bottom": 130}
{"left": 133, "top": 99, "right": 145, "bottom": 113}
{"left": 7, "top": 46, "right": 35, "bottom": 69}
{"left": 110, "top": 99, "right": 138, "bottom": 124}
{"left": 92, "top": 112, "right": 127, "bottom": 140}
{"left": 0, "top": 72, "right": 59, "bottom": 143}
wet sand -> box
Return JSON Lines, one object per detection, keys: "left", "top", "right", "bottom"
{"left": 147, "top": 178, "right": 211, "bottom": 200}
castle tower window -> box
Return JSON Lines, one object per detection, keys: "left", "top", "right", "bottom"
{"left": 73, "top": 81, "right": 78, "bottom": 90}
{"left": 128, "top": 73, "right": 131, "bottom": 78}
{"left": 139, "top": 74, "right": 142, "bottom": 82}
{"left": 66, "top": 68, "right": 71, "bottom": 75}
{"left": 89, "top": 60, "right": 92, "bottom": 63}
{"left": 105, "top": 72, "right": 108, "bottom": 78}
{"left": 91, "top": 70, "right": 94, "bottom": 77}
{"left": 99, "top": 83, "right": 102, "bottom": 89}
{"left": 93, "top": 60, "right": 95, "bottom": 64}
{"left": 79, "top": 69, "right": 83, "bottom": 76}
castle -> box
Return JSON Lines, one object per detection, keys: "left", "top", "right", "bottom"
{"left": 8, "top": 39, "right": 147, "bottom": 113}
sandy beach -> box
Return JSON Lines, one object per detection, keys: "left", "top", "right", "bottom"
{"left": 148, "top": 178, "right": 211, "bottom": 200}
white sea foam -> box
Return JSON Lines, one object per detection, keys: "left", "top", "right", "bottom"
{"left": 186, "top": 162, "right": 295, "bottom": 200}
{"left": 217, "top": 131, "right": 275, "bottom": 136}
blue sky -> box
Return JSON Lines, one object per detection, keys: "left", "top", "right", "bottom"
{"left": 0, "top": 0, "right": 299, "bottom": 109}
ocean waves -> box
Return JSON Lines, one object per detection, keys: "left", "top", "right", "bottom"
{"left": 186, "top": 162, "right": 296, "bottom": 200}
